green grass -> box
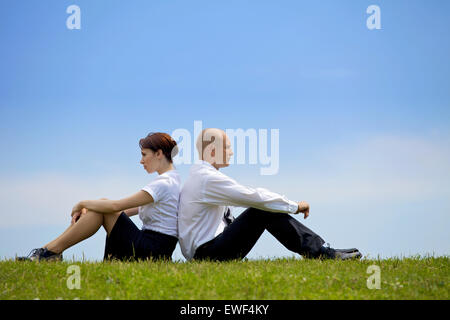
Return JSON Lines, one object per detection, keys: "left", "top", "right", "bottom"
{"left": 0, "top": 256, "right": 448, "bottom": 300}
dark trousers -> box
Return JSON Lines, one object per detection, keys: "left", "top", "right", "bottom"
{"left": 193, "top": 207, "right": 326, "bottom": 261}
{"left": 104, "top": 212, "right": 178, "bottom": 261}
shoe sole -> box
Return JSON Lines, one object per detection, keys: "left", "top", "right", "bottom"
{"left": 334, "top": 248, "right": 359, "bottom": 254}
{"left": 16, "top": 256, "right": 63, "bottom": 262}
{"left": 340, "top": 251, "right": 363, "bottom": 260}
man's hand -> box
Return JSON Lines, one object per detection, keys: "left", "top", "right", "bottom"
{"left": 296, "top": 201, "right": 310, "bottom": 219}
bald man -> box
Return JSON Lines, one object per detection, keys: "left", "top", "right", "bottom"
{"left": 178, "top": 128, "right": 362, "bottom": 261}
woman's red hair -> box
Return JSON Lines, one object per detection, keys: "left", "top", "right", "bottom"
{"left": 139, "top": 132, "right": 178, "bottom": 163}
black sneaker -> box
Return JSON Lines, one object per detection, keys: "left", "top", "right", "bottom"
{"left": 319, "top": 246, "right": 362, "bottom": 260}
{"left": 16, "top": 248, "right": 63, "bottom": 262}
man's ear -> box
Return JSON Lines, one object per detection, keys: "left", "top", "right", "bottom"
{"left": 211, "top": 147, "right": 216, "bottom": 158}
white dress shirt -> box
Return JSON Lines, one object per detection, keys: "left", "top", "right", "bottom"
{"left": 178, "top": 161, "right": 298, "bottom": 260}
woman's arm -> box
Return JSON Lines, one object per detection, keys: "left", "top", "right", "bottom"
{"left": 124, "top": 207, "right": 139, "bottom": 217}
{"left": 72, "top": 191, "right": 154, "bottom": 216}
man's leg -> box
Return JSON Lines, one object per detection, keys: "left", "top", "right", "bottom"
{"left": 194, "top": 208, "right": 265, "bottom": 261}
{"left": 260, "top": 209, "right": 326, "bottom": 257}
{"left": 194, "top": 207, "right": 325, "bottom": 261}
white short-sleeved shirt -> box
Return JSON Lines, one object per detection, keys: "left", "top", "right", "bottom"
{"left": 138, "top": 169, "right": 181, "bottom": 238}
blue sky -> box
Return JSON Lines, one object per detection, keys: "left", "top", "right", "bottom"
{"left": 0, "top": 0, "right": 449, "bottom": 261}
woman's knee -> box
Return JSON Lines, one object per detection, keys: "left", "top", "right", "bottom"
{"left": 102, "top": 211, "right": 122, "bottom": 235}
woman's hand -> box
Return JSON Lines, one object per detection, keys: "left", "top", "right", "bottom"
{"left": 71, "top": 201, "right": 84, "bottom": 218}
{"left": 71, "top": 208, "right": 87, "bottom": 225}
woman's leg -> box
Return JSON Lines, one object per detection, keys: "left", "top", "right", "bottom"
{"left": 44, "top": 224, "right": 74, "bottom": 249}
{"left": 44, "top": 210, "right": 121, "bottom": 254}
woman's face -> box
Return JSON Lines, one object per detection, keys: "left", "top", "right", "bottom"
{"left": 140, "top": 148, "right": 160, "bottom": 173}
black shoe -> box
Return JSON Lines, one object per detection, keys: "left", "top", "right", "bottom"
{"left": 334, "top": 248, "right": 360, "bottom": 254}
{"left": 322, "top": 243, "right": 359, "bottom": 254}
{"left": 319, "top": 246, "right": 362, "bottom": 260}
{"left": 16, "top": 248, "right": 63, "bottom": 262}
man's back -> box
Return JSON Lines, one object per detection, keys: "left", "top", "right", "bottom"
{"left": 178, "top": 161, "right": 228, "bottom": 260}
{"left": 178, "top": 160, "right": 300, "bottom": 260}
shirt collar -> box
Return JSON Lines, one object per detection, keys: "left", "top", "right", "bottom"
{"left": 192, "top": 160, "right": 218, "bottom": 172}
{"left": 201, "top": 160, "right": 216, "bottom": 168}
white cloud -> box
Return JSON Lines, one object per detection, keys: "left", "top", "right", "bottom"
{"left": 279, "top": 133, "right": 450, "bottom": 205}
{"left": 1, "top": 133, "right": 449, "bottom": 227}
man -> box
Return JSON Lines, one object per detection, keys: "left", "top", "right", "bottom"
{"left": 178, "top": 128, "right": 362, "bottom": 261}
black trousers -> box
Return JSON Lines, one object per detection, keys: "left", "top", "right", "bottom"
{"left": 104, "top": 212, "right": 178, "bottom": 261}
{"left": 193, "top": 207, "right": 326, "bottom": 261}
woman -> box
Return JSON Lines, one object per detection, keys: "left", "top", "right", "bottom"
{"left": 18, "top": 132, "right": 181, "bottom": 262}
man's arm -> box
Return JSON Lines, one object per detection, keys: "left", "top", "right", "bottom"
{"left": 202, "top": 174, "right": 302, "bottom": 215}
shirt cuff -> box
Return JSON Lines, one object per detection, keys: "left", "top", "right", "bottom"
{"left": 287, "top": 200, "right": 298, "bottom": 214}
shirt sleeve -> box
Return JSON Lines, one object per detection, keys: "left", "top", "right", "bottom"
{"left": 142, "top": 177, "right": 168, "bottom": 203}
{"left": 202, "top": 173, "right": 298, "bottom": 214}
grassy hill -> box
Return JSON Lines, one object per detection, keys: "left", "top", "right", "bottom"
{"left": 0, "top": 256, "right": 448, "bottom": 300}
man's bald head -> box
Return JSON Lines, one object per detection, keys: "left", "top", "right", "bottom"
{"left": 196, "top": 128, "right": 233, "bottom": 169}
{"left": 196, "top": 128, "right": 225, "bottom": 159}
